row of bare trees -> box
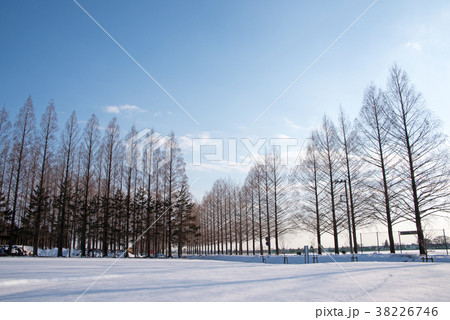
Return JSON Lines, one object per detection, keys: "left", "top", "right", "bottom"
{"left": 0, "top": 99, "right": 199, "bottom": 257}
{"left": 199, "top": 150, "right": 291, "bottom": 255}
{"left": 200, "top": 65, "right": 450, "bottom": 255}
{"left": 295, "top": 66, "right": 450, "bottom": 255}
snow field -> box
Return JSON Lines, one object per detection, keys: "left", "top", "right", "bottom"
{"left": 1, "top": 256, "right": 450, "bottom": 302}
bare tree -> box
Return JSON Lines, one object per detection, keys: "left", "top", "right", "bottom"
{"left": 260, "top": 158, "right": 272, "bottom": 254}
{"left": 358, "top": 84, "right": 400, "bottom": 253}
{"left": 142, "top": 129, "right": 157, "bottom": 258}
{"left": 80, "top": 114, "right": 100, "bottom": 257}
{"left": 337, "top": 107, "right": 368, "bottom": 253}
{"left": 0, "top": 107, "right": 11, "bottom": 239}
{"left": 164, "top": 132, "right": 186, "bottom": 258}
{"left": 248, "top": 165, "right": 265, "bottom": 255}
{"left": 313, "top": 115, "right": 342, "bottom": 254}
{"left": 124, "top": 125, "right": 138, "bottom": 257}
{"left": 386, "top": 65, "right": 450, "bottom": 255}
{"left": 267, "top": 149, "right": 290, "bottom": 255}
{"left": 244, "top": 174, "right": 257, "bottom": 255}
{"left": 238, "top": 186, "right": 244, "bottom": 255}
{"left": 173, "top": 180, "right": 196, "bottom": 257}
{"left": 151, "top": 147, "right": 165, "bottom": 256}
{"left": 7, "top": 96, "right": 35, "bottom": 255}
{"left": 222, "top": 179, "right": 230, "bottom": 255}
{"left": 31, "top": 100, "right": 58, "bottom": 256}
{"left": 291, "top": 134, "right": 327, "bottom": 254}
{"left": 56, "top": 111, "right": 79, "bottom": 257}
{"left": 0, "top": 107, "right": 11, "bottom": 194}
{"left": 101, "top": 117, "right": 120, "bottom": 257}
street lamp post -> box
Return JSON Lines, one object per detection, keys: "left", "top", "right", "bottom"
{"left": 335, "top": 179, "right": 353, "bottom": 254}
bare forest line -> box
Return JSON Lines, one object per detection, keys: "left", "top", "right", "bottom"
{"left": 1, "top": 65, "right": 449, "bottom": 257}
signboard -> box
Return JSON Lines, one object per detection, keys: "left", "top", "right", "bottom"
{"left": 399, "top": 231, "right": 418, "bottom": 235}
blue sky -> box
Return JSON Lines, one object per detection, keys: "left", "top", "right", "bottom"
{"left": 1, "top": 0, "right": 450, "bottom": 200}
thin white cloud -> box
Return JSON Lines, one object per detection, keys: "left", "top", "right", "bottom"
{"left": 104, "top": 104, "right": 145, "bottom": 114}
{"left": 276, "top": 134, "right": 293, "bottom": 139}
{"left": 406, "top": 41, "right": 421, "bottom": 52}
{"left": 178, "top": 132, "right": 213, "bottom": 150}
{"left": 283, "top": 118, "right": 303, "bottom": 130}
{"left": 153, "top": 110, "right": 173, "bottom": 117}
{"left": 104, "top": 106, "right": 120, "bottom": 114}
{"left": 179, "top": 135, "right": 193, "bottom": 150}
{"left": 120, "top": 104, "right": 145, "bottom": 112}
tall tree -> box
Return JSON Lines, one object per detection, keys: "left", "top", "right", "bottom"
{"left": 291, "top": 134, "right": 327, "bottom": 254}
{"left": 337, "top": 107, "right": 365, "bottom": 253}
{"left": 124, "top": 125, "right": 138, "bottom": 257}
{"left": 80, "top": 114, "right": 100, "bottom": 257}
{"left": 251, "top": 165, "right": 264, "bottom": 255}
{"left": 101, "top": 117, "right": 121, "bottom": 257}
{"left": 163, "top": 132, "right": 186, "bottom": 258}
{"left": 0, "top": 107, "right": 11, "bottom": 194}
{"left": 173, "top": 181, "right": 196, "bottom": 257}
{"left": 313, "top": 115, "right": 341, "bottom": 254}
{"left": 386, "top": 65, "right": 450, "bottom": 255}
{"left": 261, "top": 159, "right": 272, "bottom": 254}
{"left": 31, "top": 100, "right": 58, "bottom": 256}
{"left": 244, "top": 175, "right": 257, "bottom": 255}
{"left": 0, "top": 108, "right": 11, "bottom": 241}
{"left": 56, "top": 111, "right": 79, "bottom": 257}
{"left": 358, "top": 84, "right": 400, "bottom": 253}
{"left": 7, "top": 96, "right": 35, "bottom": 255}
{"left": 267, "top": 149, "right": 288, "bottom": 255}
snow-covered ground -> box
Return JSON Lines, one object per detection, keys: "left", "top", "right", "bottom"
{"left": 0, "top": 255, "right": 449, "bottom": 302}
{"left": 188, "top": 251, "right": 450, "bottom": 264}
